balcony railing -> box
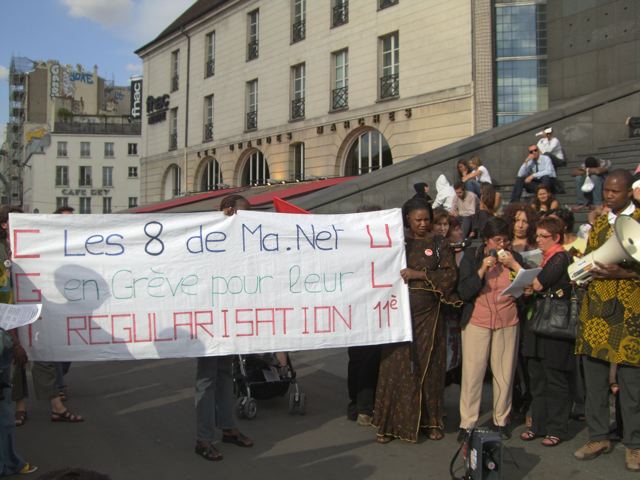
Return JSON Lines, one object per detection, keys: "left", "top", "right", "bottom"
{"left": 332, "top": 86, "right": 348, "bottom": 110}
{"left": 204, "top": 123, "right": 213, "bottom": 142}
{"left": 333, "top": 1, "right": 348, "bottom": 27}
{"left": 171, "top": 75, "right": 179, "bottom": 92}
{"left": 206, "top": 59, "right": 215, "bottom": 77}
{"left": 247, "top": 40, "right": 259, "bottom": 60}
{"left": 380, "top": 73, "right": 399, "bottom": 99}
{"left": 54, "top": 115, "right": 141, "bottom": 135}
{"left": 292, "top": 20, "right": 305, "bottom": 43}
{"left": 246, "top": 110, "right": 258, "bottom": 131}
{"left": 379, "top": 0, "right": 398, "bottom": 9}
{"left": 169, "top": 133, "right": 178, "bottom": 151}
{"left": 291, "top": 98, "right": 305, "bottom": 120}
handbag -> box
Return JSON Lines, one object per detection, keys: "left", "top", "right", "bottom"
{"left": 581, "top": 174, "right": 595, "bottom": 193}
{"left": 528, "top": 286, "right": 579, "bottom": 340}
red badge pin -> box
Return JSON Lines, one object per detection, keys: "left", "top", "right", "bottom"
{"left": 424, "top": 249, "right": 433, "bottom": 256}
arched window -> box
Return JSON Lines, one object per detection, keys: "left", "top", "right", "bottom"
{"left": 200, "top": 158, "right": 223, "bottom": 191}
{"left": 344, "top": 129, "right": 392, "bottom": 176}
{"left": 163, "top": 164, "right": 182, "bottom": 199}
{"left": 241, "top": 149, "right": 270, "bottom": 186}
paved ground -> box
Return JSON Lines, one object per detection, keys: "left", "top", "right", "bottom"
{"left": 10, "top": 348, "right": 640, "bottom": 479}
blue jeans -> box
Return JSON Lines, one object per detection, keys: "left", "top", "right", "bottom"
{"left": 574, "top": 174, "right": 604, "bottom": 206}
{"left": 1, "top": 339, "right": 26, "bottom": 476}
{"left": 464, "top": 179, "right": 481, "bottom": 197}
{"left": 195, "top": 356, "right": 236, "bottom": 442}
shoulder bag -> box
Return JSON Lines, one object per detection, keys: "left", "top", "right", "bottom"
{"left": 528, "top": 286, "right": 579, "bottom": 340}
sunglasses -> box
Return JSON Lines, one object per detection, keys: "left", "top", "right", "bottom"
{"left": 528, "top": 149, "right": 538, "bottom": 153}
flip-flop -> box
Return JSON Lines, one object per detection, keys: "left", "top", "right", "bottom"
{"left": 541, "top": 435, "right": 561, "bottom": 447}
{"left": 222, "top": 432, "right": 253, "bottom": 447}
{"left": 520, "top": 430, "right": 537, "bottom": 441}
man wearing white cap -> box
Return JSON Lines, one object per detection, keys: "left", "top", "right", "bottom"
{"left": 537, "top": 127, "right": 566, "bottom": 168}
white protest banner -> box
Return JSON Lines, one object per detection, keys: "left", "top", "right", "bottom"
{"left": 9, "top": 210, "right": 411, "bottom": 361}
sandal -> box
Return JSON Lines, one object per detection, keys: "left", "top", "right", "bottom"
{"left": 427, "top": 427, "right": 444, "bottom": 441}
{"left": 19, "top": 463, "right": 38, "bottom": 474}
{"left": 541, "top": 435, "right": 561, "bottom": 447}
{"left": 222, "top": 431, "right": 253, "bottom": 447}
{"left": 376, "top": 435, "right": 394, "bottom": 444}
{"left": 51, "top": 410, "right": 84, "bottom": 423}
{"left": 520, "top": 430, "right": 537, "bottom": 441}
{"left": 15, "top": 410, "right": 27, "bottom": 427}
{"left": 195, "top": 442, "right": 223, "bottom": 462}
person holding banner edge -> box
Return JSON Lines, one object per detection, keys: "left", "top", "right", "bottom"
{"left": 194, "top": 195, "right": 254, "bottom": 462}
{"left": 372, "top": 197, "right": 461, "bottom": 443}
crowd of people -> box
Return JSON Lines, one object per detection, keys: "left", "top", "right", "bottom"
{"left": 352, "top": 163, "right": 640, "bottom": 473}
{"left": 1, "top": 153, "right": 640, "bottom": 475}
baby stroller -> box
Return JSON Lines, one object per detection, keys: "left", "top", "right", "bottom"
{"left": 233, "top": 352, "right": 305, "bottom": 419}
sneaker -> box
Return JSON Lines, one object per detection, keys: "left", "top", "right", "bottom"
{"left": 574, "top": 440, "right": 613, "bottom": 460}
{"left": 356, "top": 413, "right": 372, "bottom": 426}
{"left": 19, "top": 463, "right": 38, "bottom": 474}
{"left": 626, "top": 448, "right": 640, "bottom": 472}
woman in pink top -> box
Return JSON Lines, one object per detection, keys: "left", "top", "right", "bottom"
{"left": 456, "top": 217, "right": 526, "bottom": 441}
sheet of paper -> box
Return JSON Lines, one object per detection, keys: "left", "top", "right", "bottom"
{"left": 0, "top": 303, "right": 42, "bottom": 330}
{"left": 501, "top": 268, "right": 542, "bottom": 298}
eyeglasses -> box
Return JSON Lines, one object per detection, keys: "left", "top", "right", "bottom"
{"left": 488, "top": 237, "right": 508, "bottom": 245}
{"left": 528, "top": 149, "right": 539, "bottom": 153}
{"left": 535, "top": 233, "right": 552, "bottom": 239}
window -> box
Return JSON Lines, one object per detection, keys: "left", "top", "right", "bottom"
{"left": 128, "top": 166, "right": 138, "bottom": 178}
{"left": 57, "top": 141, "right": 68, "bottom": 157}
{"left": 205, "top": 31, "right": 215, "bottom": 77}
{"left": 201, "top": 159, "right": 223, "bottom": 191}
{"left": 332, "top": 0, "right": 348, "bottom": 27}
{"left": 495, "top": 2, "right": 548, "bottom": 125}
{"left": 102, "top": 166, "right": 113, "bottom": 187}
{"left": 128, "top": 197, "right": 138, "bottom": 208}
{"left": 247, "top": 9, "right": 259, "bottom": 60}
{"left": 79, "top": 197, "right": 91, "bottom": 214}
{"left": 242, "top": 150, "right": 269, "bottom": 186}
{"left": 246, "top": 80, "right": 258, "bottom": 131}
{"left": 171, "top": 50, "right": 179, "bottom": 91}
{"left": 379, "top": 0, "right": 398, "bottom": 9}
{"left": 164, "top": 165, "right": 182, "bottom": 198}
{"left": 104, "top": 142, "right": 114, "bottom": 158}
{"left": 204, "top": 95, "right": 214, "bottom": 141}
{"left": 379, "top": 32, "right": 399, "bottom": 99}
{"left": 56, "top": 197, "right": 69, "bottom": 209}
{"left": 292, "top": 143, "right": 305, "bottom": 181}
{"left": 102, "top": 197, "right": 112, "bottom": 214}
{"left": 344, "top": 129, "right": 393, "bottom": 176}
{"left": 291, "top": 64, "right": 305, "bottom": 120}
{"left": 55, "top": 166, "right": 69, "bottom": 187}
{"left": 80, "top": 141, "right": 91, "bottom": 158}
{"left": 169, "top": 108, "right": 178, "bottom": 150}
{"left": 79, "top": 166, "right": 92, "bottom": 187}
{"left": 292, "top": 0, "right": 306, "bottom": 43}
{"left": 128, "top": 143, "right": 138, "bottom": 155}
{"left": 332, "top": 49, "right": 349, "bottom": 110}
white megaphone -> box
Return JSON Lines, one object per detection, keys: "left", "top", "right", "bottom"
{"left": 568, "top": 215, "right": 640, "bottom": 282}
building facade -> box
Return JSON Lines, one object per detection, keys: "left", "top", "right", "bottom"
{"left": 3, "top": 58, "right": 141, "bottom": 213}
{"left": 136, "top": 0, "right": 494, "bottom": 204}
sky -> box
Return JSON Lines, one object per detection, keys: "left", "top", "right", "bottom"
{"left": 0, "top": 0, "right": 195, "bottom": 143}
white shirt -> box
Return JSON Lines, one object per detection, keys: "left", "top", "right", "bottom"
{"left": 608, "top": 202, "right": 636, "bottom": 225}
{"left": 517, "top": 154, "right": 557, "bottom": 179}
{"left": 537, "top": 136, "right": 564, "bottom": 160}
{"left": 476, "top": 165, "right": 492, "bottom": 184}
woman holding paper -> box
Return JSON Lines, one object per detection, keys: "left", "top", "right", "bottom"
{"left": 519, "top": 216, "right": 574, "bottom": 447}
{"left": 456, "top": 217, "right": 526, "bottom": 441}
{"left": 373, "top": 198, "right": 460, "bottom": 443}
